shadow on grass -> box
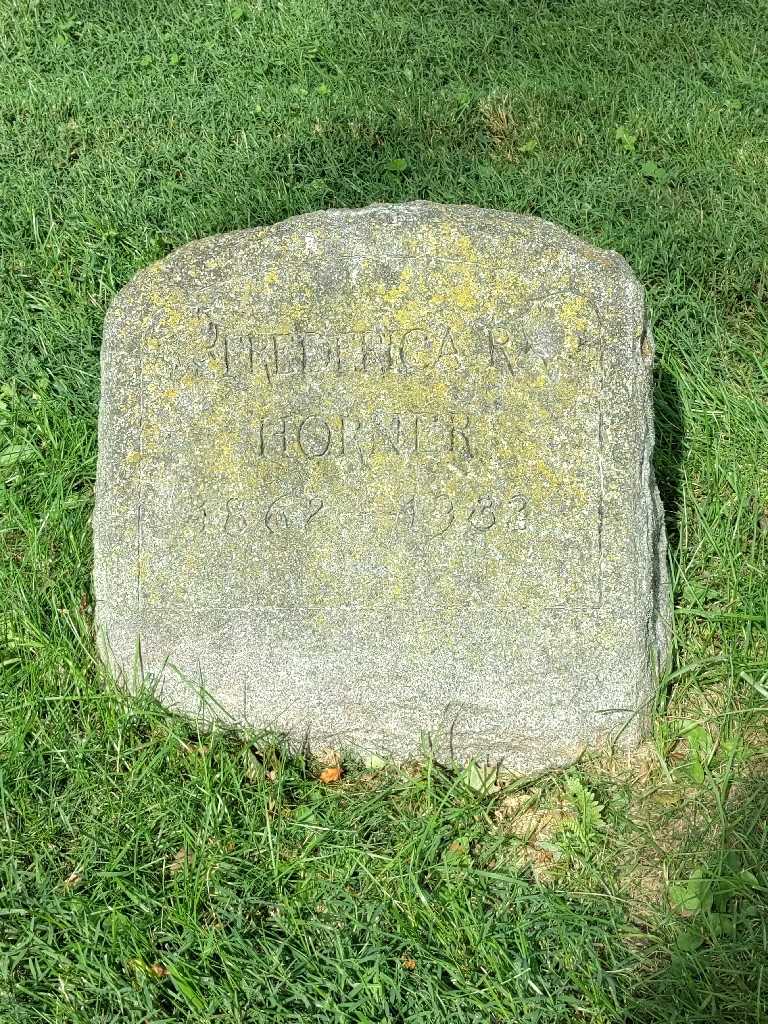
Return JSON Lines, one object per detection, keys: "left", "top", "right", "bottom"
{"left": 653, "top": 364, "right": 685, "bottom": 549}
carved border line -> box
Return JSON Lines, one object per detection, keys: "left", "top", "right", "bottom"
{"left": 137, "top": 327, "right": 144, "bottom": 613}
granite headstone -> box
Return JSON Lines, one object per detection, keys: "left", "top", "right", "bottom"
{"left": 94, "top": 202, "right": 670, "bottom": 771}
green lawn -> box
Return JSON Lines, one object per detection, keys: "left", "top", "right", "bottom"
{"left": 2, "top": 1, "right": 768, "bottom": 1020}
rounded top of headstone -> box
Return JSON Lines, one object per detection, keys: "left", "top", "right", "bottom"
{"left": 106, "top": 202, "right": 640, "bottom": 336}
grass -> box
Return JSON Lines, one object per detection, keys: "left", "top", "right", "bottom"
{"left": 1, "top": 0, "right": 768, "bottom": 1020}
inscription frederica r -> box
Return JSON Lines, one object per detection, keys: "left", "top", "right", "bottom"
{"left": 195, "top": 317, "right": 534, "bottom": 379}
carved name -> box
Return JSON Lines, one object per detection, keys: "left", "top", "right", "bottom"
{"left": 194, "top": 316, "right": 532, "bottom": 380}
{"left": 254, "top": 410, "right": 473, "bottom": 461}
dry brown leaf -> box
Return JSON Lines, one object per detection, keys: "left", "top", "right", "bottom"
{"left": 527, "top": 846, "right": 556, "bottom": 883}
{"left": 169, "top": 848, "right": 192, "bottom": 873}
{"left": 319, "top": 764, "right": 343, "bottom": 784}
{"left": 243, "top": 750, "right": 263, "bottom": 781}
{"left": 180, "top": 740, "right": 209, "bottom": 756}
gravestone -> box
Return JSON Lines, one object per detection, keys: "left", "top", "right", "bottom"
{"left": 94, "top": 202, "right": 670, "bottom": 771}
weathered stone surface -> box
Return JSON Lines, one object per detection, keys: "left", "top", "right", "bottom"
{"left": 93, "top": 202, "right": 670, "bottom": 771}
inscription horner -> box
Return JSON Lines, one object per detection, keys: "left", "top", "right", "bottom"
{"left": 94, "top": 202, "right": 669, "bottom": 772}
{"left": 254, "top": 410, "right": 473, "bottom": 460}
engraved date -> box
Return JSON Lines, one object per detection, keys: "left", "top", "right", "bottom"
{"left": 178, "top": 491, "right": 528, "bottom": 540}
{"left": 184, "top": 494, "right": 325, "bottom": 535}
{"left": 394, "top": 493, "right": 528, "bottom": 538}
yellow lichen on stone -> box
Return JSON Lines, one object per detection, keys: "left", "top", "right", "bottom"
{"left": 131, "top": 211, "right": 609, "bottom": 619}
